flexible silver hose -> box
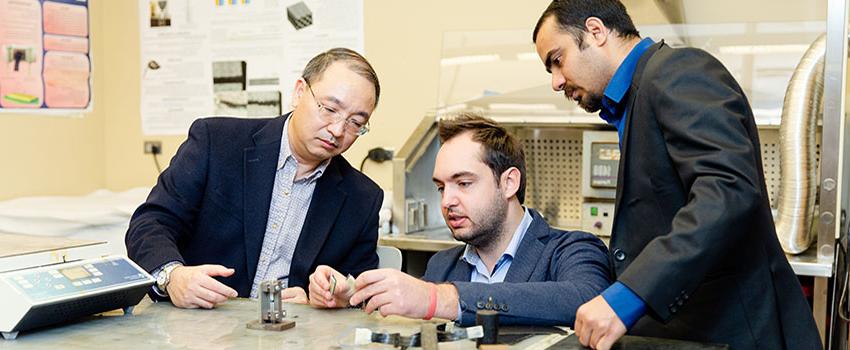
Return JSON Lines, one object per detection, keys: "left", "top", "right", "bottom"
{"left": 775, "top": 34, "right": 825, "bottom": 254}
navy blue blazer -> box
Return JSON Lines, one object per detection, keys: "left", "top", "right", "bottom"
{"left": 126, "top": 115, "right": 382, "bottom": 297}
{"left": 423, "top": 209, "right": 611, "bottom": 326}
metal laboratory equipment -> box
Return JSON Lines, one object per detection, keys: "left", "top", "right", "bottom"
{"left": 581, "top": 131, "right": 619, "bottom": 236}
{"left": 0, "top": 233, "right": 154, "bottom": 340}
{"left": 392, "top": 116, "right": 448, "bottom": 238}
{"left": 246, "top": 279, "right": 295, "bottom": 331}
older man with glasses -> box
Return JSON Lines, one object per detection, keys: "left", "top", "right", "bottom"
{"left": 126, "top": 48, "right": 384, "bottom": 309}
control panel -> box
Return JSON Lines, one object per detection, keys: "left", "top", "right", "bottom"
{"left": 581, "top": 131, "right": 619, "bottom": 237}
{"left": 581, "top": 202, "right": 615, "bottom": 237}
{"left": 3, "top": 256, "right": 149, "bottom": 304}
{"left": 0, "top": 255, "right": 154, "bottom": 340}
{"left": 589, "top": 142, "right": 620, "bottom": 189}
{"left": 581, "top": 131, "right": 619, "bottom": 200}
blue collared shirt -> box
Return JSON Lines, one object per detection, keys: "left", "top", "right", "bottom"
{"left": 598, "top": 37, "right": 655, "bottom": 329}
{"left": 600, "top": 37, "right": 655, "bottom": 146}
{"left": 456, "top": 208, "right": 533, "bottom": 319}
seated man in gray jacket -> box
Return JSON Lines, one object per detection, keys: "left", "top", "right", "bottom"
{"left": 306, "top": 113, "right": 611, "bottom": 326}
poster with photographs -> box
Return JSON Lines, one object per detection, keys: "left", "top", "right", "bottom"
{"left": 0, "top": 0, "right": 92, "bottom": 115}
{"left": 139, "top": 0, "right": 363, "bottom": 135}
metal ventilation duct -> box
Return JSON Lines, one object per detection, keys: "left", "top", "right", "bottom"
{"left": 775, "top": 34, "right": 825, "bottom": 254}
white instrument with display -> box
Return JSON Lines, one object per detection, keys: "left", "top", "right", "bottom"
{"left": 0, "top": 233, "right": 154, "bottom": 340}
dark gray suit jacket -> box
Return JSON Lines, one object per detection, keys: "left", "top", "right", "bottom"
{"left": 610, "top": 41, "right": 821, "bottom": 349}
{"left": 423, "top": 209, "right": 610, "bottom": 326}
{"left": 126, "top": 115, "right": 382, "bottom": 298}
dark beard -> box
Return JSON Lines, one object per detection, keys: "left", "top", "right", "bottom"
{"left": 578, "top": 92, "right": 603, "bottom": 113}
{"left": 453, "top": 195, "right": 508, "bottom": 251}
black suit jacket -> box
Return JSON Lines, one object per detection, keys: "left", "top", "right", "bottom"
{"left": 610, "top": 42, "right": 821, "bottom": 349}
{"left": 126, "top": 115, "right": 382, "bottom": 297}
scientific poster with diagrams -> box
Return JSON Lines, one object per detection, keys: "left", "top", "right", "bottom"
{"left": 0, "top": 0, "right": 92, "bottom": 114}
{"left": 139, "top": 0, "right": 364, "bottom": 135}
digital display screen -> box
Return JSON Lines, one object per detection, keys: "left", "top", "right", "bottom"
{"left": 60, "top": 267, "right": 91, "bottom": 280}
{"left": 597, "top": 146, "right": 620, "bottom": 161}
{"left": 590, "top": 142, "right": 620, "bottom": 189}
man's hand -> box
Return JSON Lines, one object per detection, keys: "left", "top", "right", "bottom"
{"left": 308, "top": 265, "right": 351, "bottom": 308}
{"left": 166, "top": 265, "right": 238, "bottom": 309}
{"left": 350, "top": 269, "right": 458, "bottom": 320}
{"left": 282, "top": 287, "right": 308, "bottom": 304}
{"left": 574, "top": 295, "right": 627, "bottom": 350}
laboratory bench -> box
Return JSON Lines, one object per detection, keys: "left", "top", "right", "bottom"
{"left": 0, "top": 297, "right": 728, "bottom": 349}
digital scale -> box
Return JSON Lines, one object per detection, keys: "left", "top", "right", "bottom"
{"left": 0, "top": 233, "right": 154, "bottom": 340}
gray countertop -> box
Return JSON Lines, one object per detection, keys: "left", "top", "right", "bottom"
{"left": 0, "top": 297, "right": 728, "bottom": 349}
{"left": 0, "top": 298, "right": 477, "bottom": 349}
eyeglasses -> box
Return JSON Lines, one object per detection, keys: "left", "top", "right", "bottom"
{"left": 304, "top": 80, "right": 370, "bottom": 136}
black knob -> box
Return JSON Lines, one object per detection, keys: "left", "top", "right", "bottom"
{"left": 475, "top": 310, "right": 499, "bottom": 346}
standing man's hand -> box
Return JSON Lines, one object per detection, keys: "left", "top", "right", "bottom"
{"left": 574, "top": 295, "right": 627, "bottom": 350}
{"left": 350, "top": 269, "right": 458, "bottom": 320}
{"left": 166, "top": 265, "right": 238, "bottom": 309}
{"left": 308, "top": 265, "right": 351, "bottom": 308}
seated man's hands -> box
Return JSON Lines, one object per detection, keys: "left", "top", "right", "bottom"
{"left": 350, "top": 269, "right": 459, "bottom": 320}
{"left": 166, "top": 265, "right": 238, "bottom": 309}
{"left": 308, "top": 265, "right": 351, "bottom": 308}
{"left": 574, "top": 295, "right": 627, "bottom": 350}
{"left": 282, "top": 287, "right": 308, "bottom": 304}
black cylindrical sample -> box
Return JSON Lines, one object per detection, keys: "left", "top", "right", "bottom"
{"left": 475, "top": 310, "right": 499, "bottom": 346}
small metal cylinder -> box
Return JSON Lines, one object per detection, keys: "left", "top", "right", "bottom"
{"left": 475, "top": 310, "right": 499, "bottom": 346}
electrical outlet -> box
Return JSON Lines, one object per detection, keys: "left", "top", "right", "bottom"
{"left": 144, "top": 141, "right": 162, "bottom": 155}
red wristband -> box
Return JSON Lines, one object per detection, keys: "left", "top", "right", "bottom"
{"left": 423, "top": 283, "right": 437, "bottom": 320}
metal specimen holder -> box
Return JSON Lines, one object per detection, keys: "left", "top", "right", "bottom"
{"left": 420, "top": 323, "right": 438, "bottom": 350}
{"left": 246, "top": 280, "right": 295, "bottom": 331}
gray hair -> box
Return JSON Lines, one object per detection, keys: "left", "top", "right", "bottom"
{"left": 302, "top": 48, "right": 380, "bottom": 106}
